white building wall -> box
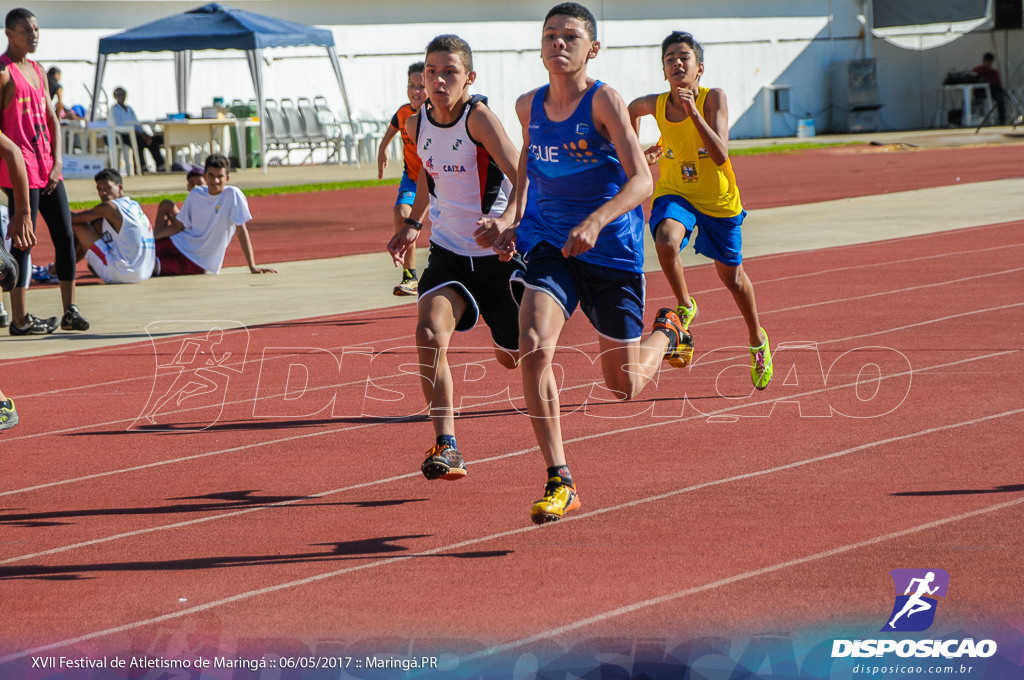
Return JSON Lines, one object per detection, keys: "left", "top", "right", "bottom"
{"left": 25, "top": 0, "right": 1024, "bottom": 143}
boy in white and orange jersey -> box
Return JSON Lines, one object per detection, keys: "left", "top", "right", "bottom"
{"left": 378, "top": 61, "right": 428, "bottom": 296}
{"left": 629, "top": 30, "right": 773, "bottom": 390}
{"left": 386, "top": 34, "right": 522, "bottom": 483}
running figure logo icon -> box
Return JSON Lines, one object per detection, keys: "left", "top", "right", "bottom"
{"left": 132, "top": 321, "right": 249, "bottom": 432}
{"left": 881, "top": 569, "right": 950, "bottom": 632}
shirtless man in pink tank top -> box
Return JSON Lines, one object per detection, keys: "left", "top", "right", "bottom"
{"left": 1, "top": 8, "right": 88, "bottom": 335}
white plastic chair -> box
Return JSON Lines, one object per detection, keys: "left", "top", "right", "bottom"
{"left": 353, "top": 111, "right": 385, "bottom": 166}
{"left": 263, "top": 99, "right": 293, "bottom": 164}
{"left": 314, "top": 97, "right": 355, "bottom": 165}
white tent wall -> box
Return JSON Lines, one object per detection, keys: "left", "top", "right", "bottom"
{"left": 29, "top": 1, "right": 1024, "bottom": 143}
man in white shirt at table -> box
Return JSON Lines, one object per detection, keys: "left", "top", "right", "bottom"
{"left": 108, "top": 86, "right": 166, "bottom": 172}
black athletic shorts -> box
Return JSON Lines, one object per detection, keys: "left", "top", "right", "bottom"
{"left": 417, "top": 242, "right": 525, "bottom": 351}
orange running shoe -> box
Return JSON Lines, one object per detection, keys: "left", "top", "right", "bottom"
{"left": 421, "top": 442, "right": 467, "bottom": 480}
{"left": 654, "top": 307, "right": 694, "bottom": 368}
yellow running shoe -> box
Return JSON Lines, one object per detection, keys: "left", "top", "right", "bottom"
{"left": 0, "top": 398, "right": 18, "bottom": 431}
{"left": 675, "top": 297, "right": 697, "bottom": 331}
{"left": 530, "top": 478, "right": 581, "bottom": 524}
{"left": 393, "top": 270, "right": 418, "bottom": 296}
{"left": 750, "top": 328, "right": 773, "bottom": 390}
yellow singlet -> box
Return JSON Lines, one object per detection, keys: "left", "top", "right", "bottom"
{"left": 652, "top": 88, "right": 743, "bottom": 218}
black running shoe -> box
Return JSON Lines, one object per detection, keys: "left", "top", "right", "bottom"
{"left": 421, "top": 442, "right": 467, "bottom": 480}
{"left": 9, "top": 313, "right": 58, "bottom": 336}
{"left": 61, "top": 304, "right": 90, "bottom": 331}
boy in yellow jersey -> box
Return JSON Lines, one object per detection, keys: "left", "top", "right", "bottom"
{"left": 628, "top": 31, "right": 772, "bottom": 389}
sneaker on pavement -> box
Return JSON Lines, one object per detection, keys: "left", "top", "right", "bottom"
{"left": 750, "top": 328, "right": 773, "bottom": 391}
{"left": 675, "top": 297, "right": 698, "bottom": 330}
{"left": 0, "top": 399, "right": 19, "bottom": 431}
{"left": 421, "top": 442, "right": 467, "bottom": 480}
{"left": 31, "top": 263, "right": 58, "bottom": 284}
{"left": 654, "top": 307, "right": 694, "bottom": 368}
{"left": 393, "top": 270, "right": 418, "bottom": 296}
{"left": 530, "top": 478, "right": 581, "bottom": 524}
{"left": 61, "top": 304, "right": 90, "bottom": 332}
{"left": 0, "top": 307, "right": 9, "bottom": 328}
{"left": 9, "top": 313, "right": 58, "bottom": 336}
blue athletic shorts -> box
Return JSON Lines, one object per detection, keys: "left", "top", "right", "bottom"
{"left": 395, "top": 172, "right": 417, "bottom": 206}
{"left": 649, "top": 194, "right": 746, "bottom": 266}
{"left": 512, "top": 241, "right": 645, "bottom": 343}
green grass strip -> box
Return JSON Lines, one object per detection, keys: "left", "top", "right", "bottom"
{"left": 730, "top": 141, "right": 862, "bottom": 156}
{"left": 68, "top": 177, "right": 401, "bottom": 210}
{"left": 66, "top": 142, "right": 862, "bottom": 210}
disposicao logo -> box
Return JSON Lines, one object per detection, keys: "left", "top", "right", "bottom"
{"left": 831, "top": 568, "right": 998, "bottom": 660}
{"left": 882, "top": 568, "right": 949, "bottom": 632}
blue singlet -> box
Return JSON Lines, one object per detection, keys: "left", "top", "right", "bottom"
{"left": 517, "top": 81, "right": 644, "bottom": 273}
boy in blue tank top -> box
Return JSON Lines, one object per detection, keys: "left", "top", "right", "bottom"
{"left": 498, "top": 3, "right": 693, "bottom": 525}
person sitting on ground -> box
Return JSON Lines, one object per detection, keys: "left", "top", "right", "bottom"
{"left": 35, "top": 167, "right": 156, "bottom": 284}
{"left": 153, "top": 165, "right": 205, "bottom": 234}
{"left": 108, "top": 86, "right": 165, "bottom": 172}
{"left": 152, "top": 153, "right": 277, "bottom": 276}
{"left": 972, "top": 52, "right": 1005, "bottom": 125}
{"left": 64, "top": 168, "right": 154, "bottom": 283}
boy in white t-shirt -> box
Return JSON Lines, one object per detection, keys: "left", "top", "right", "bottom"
{"left": 66, "top": 168, "right": 155, "bottom": 284}
{"left": 152, "top": 153, "right": 277, "bottom": 276}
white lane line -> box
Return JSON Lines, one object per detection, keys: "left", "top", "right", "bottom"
{"left": 4, "top": 258, "right": 1021, "bottom": 446}
{"left": 463, "top": 495, "right": 1024, "bottom": 664}
{"left": 5, "top": 302, "right": 1019, "bottom": 500}
{"left": 12, "top": 236, "right": 1023, "bottom": 402}
{"left": 671, "top": 266, "right": 1024, "bottom": 328}
{"left": 2, "top": 410, "right": 1021, "bottom": 665}
{"left": 0, "top": 330, "right": 1012, "bottom": 503}
{"left": 12, "top": 330, "right": 416, "bottom": 399}
{"left": 644, "top": 236, "right": 1024, "bottom": 305}
{"left": 1, "top": 352, "right": 1018, "bottom": 566}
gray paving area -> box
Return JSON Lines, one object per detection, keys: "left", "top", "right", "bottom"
{"left": 2, "top": 126, "right": 1022, "bottom": 360}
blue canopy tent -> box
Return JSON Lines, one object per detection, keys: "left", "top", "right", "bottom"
{"left": 869, "top": 0, "right": 993, "bottom": 49}
{"left": 90, "top": 2, "right": 354, "bottom": 170}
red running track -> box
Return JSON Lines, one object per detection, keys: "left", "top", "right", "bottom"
{"left": 1, "top": 210, "right": 1022, "bottom": 665}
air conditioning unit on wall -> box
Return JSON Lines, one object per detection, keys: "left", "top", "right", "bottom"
{"left": 761, "top": 84, "right": 793, "bottom": 136}
{"left": 773, "top": 86, "right": 791, "bottom": 113}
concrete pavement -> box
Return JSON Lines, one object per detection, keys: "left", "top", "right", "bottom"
{"left": 2, "top": 125, "right": 1021, "bottom": 360}
{"left": 4, "top": 172, "right": 1021, "bottom": 360}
